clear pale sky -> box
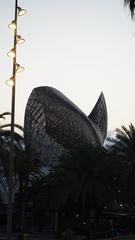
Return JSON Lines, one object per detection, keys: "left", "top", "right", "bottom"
{"left": 0, "top": 0, "right": 135, "bottom": 133}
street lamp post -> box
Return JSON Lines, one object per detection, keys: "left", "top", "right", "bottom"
{"left": 6, "top": 1, "right": 26, "bottom": 239}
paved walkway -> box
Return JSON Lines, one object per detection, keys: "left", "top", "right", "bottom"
{"left": 0, "top": 233, "right": 135, "bottom": 240}
{"left": 0, "top": 234, "right": 57, "bottom": 240}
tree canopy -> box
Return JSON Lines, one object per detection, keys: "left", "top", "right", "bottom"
{"left": 124, "top": 0, "right": 135, "bottom": 18}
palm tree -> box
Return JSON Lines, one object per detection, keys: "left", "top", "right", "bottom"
{"left": 0, "top": 126, "right": 41, "bottom": 229}
{"left": 0, "top": 111, "right": 23, "bottom": 132}
{"left": 13, "top": 143, "right": 41, "bottom": 229}
{"left": 124, "top": 0, "right": 135, "bottom": 18}
{"left": 0, "top": 112, "right": 43, "bottom": 229}
{"left": 108, "top": 123, "right": 135, "bottom": 206}
{"left": 0, "top": 112, "right": 23, "bottom": 198}
{"left": 46, "top": 144, "right": 125, "bottom": 239}
{"left": 48, "top": 145, "right": 119, "bottom": 237}
{"left": 111, "top": 124, "right": 135, "bottom": 157}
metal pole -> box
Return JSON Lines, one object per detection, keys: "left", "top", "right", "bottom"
{"left": 7, "top": 0, "right": 17, "bottom": 239}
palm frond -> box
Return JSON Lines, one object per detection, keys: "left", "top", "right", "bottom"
{"left": 0, "top": 124, "right": 23, "bottom": 131}
{"left": 124, "top": 0, "right": 135, "bottom": 18}
{"left": 0, "top": 112, "right": 11, "bottom": 119}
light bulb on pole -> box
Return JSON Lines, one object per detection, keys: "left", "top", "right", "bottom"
{"left": 8, "top": 20, "right": 16, "bottom": 30}
{"left": 17, "top": 7, "right": 26, "bottom": 16}
{"left": 16, "top": 63, "right": 24, "bottom": 73}
{"left": 7, "top": 49, "right": 16, "bottom": 58}
{"left": 6, "top": 78, "right": 14, "bottom": 87}
{"left": 16, "top": 35, "right": 25, "bottom": 44}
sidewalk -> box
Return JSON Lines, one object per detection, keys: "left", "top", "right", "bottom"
{"left": 0, "top": 234, "right": 57, "bottom": 240}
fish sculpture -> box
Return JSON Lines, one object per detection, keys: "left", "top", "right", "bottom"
{"left": 24, "top": 87, "right": 107, "bottom": 166}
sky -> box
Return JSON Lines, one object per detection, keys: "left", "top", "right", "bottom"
{"left": 0, "top": 0, "right": 135, "bottom": 134}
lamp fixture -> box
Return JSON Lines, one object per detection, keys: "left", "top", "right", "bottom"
{"left": 7, "top": 48, "right": 16, "bottom": 58}
{"left": 8, "top": 20, "right": 16, "bottom": 30}
{"left": 16, "top": 35, "right": 25, "bottom": 44}
{"left": 16, "top": 63, "right": 24, "bottom": 73}
{"left": 17, "top": 7, "right": 26, "bottom": 16}
{"left": 6, "top": 77, "right": 14, "bottom": 87}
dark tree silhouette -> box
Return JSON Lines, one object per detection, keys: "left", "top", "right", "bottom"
{"left": 124, "top": 0, "right": 135, "bottom": 18}
{"left": 48, "top": 145, "right": 119, "bottom": 212}
{"left": 0, "top": 128, "right": 41, "bottom": 229}
{"left": 108, "top": 123, "right": 135, "bottom": 206}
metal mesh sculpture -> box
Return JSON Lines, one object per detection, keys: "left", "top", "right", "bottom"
{"left": 24, "top": 87, "right": 107, "bottom": 166}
